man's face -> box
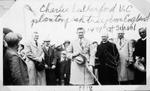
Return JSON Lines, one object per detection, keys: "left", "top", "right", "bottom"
{"left": 139, "top": 28, "right": 146, "bottom": 39}
{"left": 118, "top": 33, "right": 124, "bottom": 39}
{"left": 64, "top": 43, "right": 70, "bottom": 48}
{"left": 34, "top": 33, "right": 39, "bottom": 41}
{"left": 45, "top": 41, "right": 50, "bottom": 47}
{"left": 101, "top": 36, "right": 108, "bottom": 42}
{"left": 77, "top": 29, "right": 85, "bottom": 39}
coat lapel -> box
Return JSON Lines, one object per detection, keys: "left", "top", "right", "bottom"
{"left": 48, "top": 47, "right": 52, "bottom": 56}
{"left": 31, "top": 41, "right": 38, "bottom": 49}
{"left": 43, "top": 46, "right": 49, "bottom": 56}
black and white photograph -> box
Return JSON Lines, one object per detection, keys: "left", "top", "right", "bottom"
{"left": 0, "top": 0, "right": 150, "bottom": 91}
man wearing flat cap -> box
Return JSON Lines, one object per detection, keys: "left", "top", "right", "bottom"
{"left": 42, "top": 39, "right": 57, "bottom": 85}
{"left": 4, "top": 32, "right": 29, "bottom": 85}
{"left": 67, "top": 27, "right": 94, "bottom": 85}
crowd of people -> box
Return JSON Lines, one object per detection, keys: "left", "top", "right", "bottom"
{"left": 3, "top": 27, "right": 146, "bottom": 85}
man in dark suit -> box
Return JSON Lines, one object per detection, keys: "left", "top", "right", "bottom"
{"left": 4, "top": 32, "right": 29, "bottom": 85}
{"left": 42, "top": 39, "right": 57, "bottom": 85}
{"left": 95, "top": 32, "right": 120, "bottom": 85}
{"left": 134, "top": 27, "right": 146, "bottom": 84}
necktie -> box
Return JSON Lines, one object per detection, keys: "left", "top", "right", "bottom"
{"left": 119, "top": 39, "right": 122, "bottom": 46}
{"left": 80, "top": 39, "right": 83, "bottom": 49}
{"left": 35, "top": 41, "right": 38, "bottom": 46}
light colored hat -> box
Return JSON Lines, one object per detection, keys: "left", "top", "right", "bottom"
{"left": 117, "top": 30, "right": 124, "bottom": 34}
{"left": 101, "top": 31, "right": 109, "bottom": 37}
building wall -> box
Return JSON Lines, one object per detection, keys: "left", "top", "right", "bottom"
{"left": 0, "top": 0, "right": 15, "bottom": 17}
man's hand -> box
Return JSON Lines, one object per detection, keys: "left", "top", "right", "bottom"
{"left": 87, "top": 65, "right": 93, "bottom": 72}
{"left": 51, "top": 65, "right": 56, "bottom": 69}
{"left": 45, "top": 64, "right": 48, "bottom": 69}
{"left": 141, "top": 57, "right": 145, "bottom": 62}
{"left": 34, "top": 57, "right": 40, "bottom": 62}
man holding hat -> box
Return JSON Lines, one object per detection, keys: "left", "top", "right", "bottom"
{"left": 134, "top": 27, "right": 146, "bottom": 84}
{"left": 67, "top": 27, "right": 94, "bottom": 85}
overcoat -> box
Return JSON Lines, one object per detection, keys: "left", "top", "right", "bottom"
{"left": 26, "top": 40, "right": 46, "bottom": 85}
{"left": 114, "top": 38, "right": 134, "bottom": 81}
{"left": 67, "top": 38, "right": 94, "bottom": 85}
{"left": 4, "top": 48, "right": 29, "bottom": 85}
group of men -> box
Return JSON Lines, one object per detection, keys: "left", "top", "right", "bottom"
{"left": 3, "top": 27, "right": 146, "bottom": 85}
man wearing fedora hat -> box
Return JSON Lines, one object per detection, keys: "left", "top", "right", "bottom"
{"left": 42, "top": 39, "right": 57, "bottom": 85}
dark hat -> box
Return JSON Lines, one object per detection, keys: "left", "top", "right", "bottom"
{"left": 43, "top": 39, "right": 50, "bottom": 42}
{"left": 74, "top": 55, "right": 86, "bottom": 65}
{"left": 63, "top": 40, "right": 70, "bottom": 45}
{"left": 3, "top": 28, "right": 13, "bottom": 35}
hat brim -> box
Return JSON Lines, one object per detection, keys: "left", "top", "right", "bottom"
{"left": 44, "top": 40, "right": 50, "bottom": 42}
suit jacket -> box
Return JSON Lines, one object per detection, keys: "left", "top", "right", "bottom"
{"left": 67, "top": 38, "right": 94, "bottom": 85}
{"left": 114, "top": 38, "right": 134, "bottom": 81}
{"left": 4, "top": 47, "right": 29, "bottom": 85}
{"left": 95, "top": 41, "right": 120, "bottom": 69}
{"left": 42, "top": 46, "right": 57, "bottom": 68}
